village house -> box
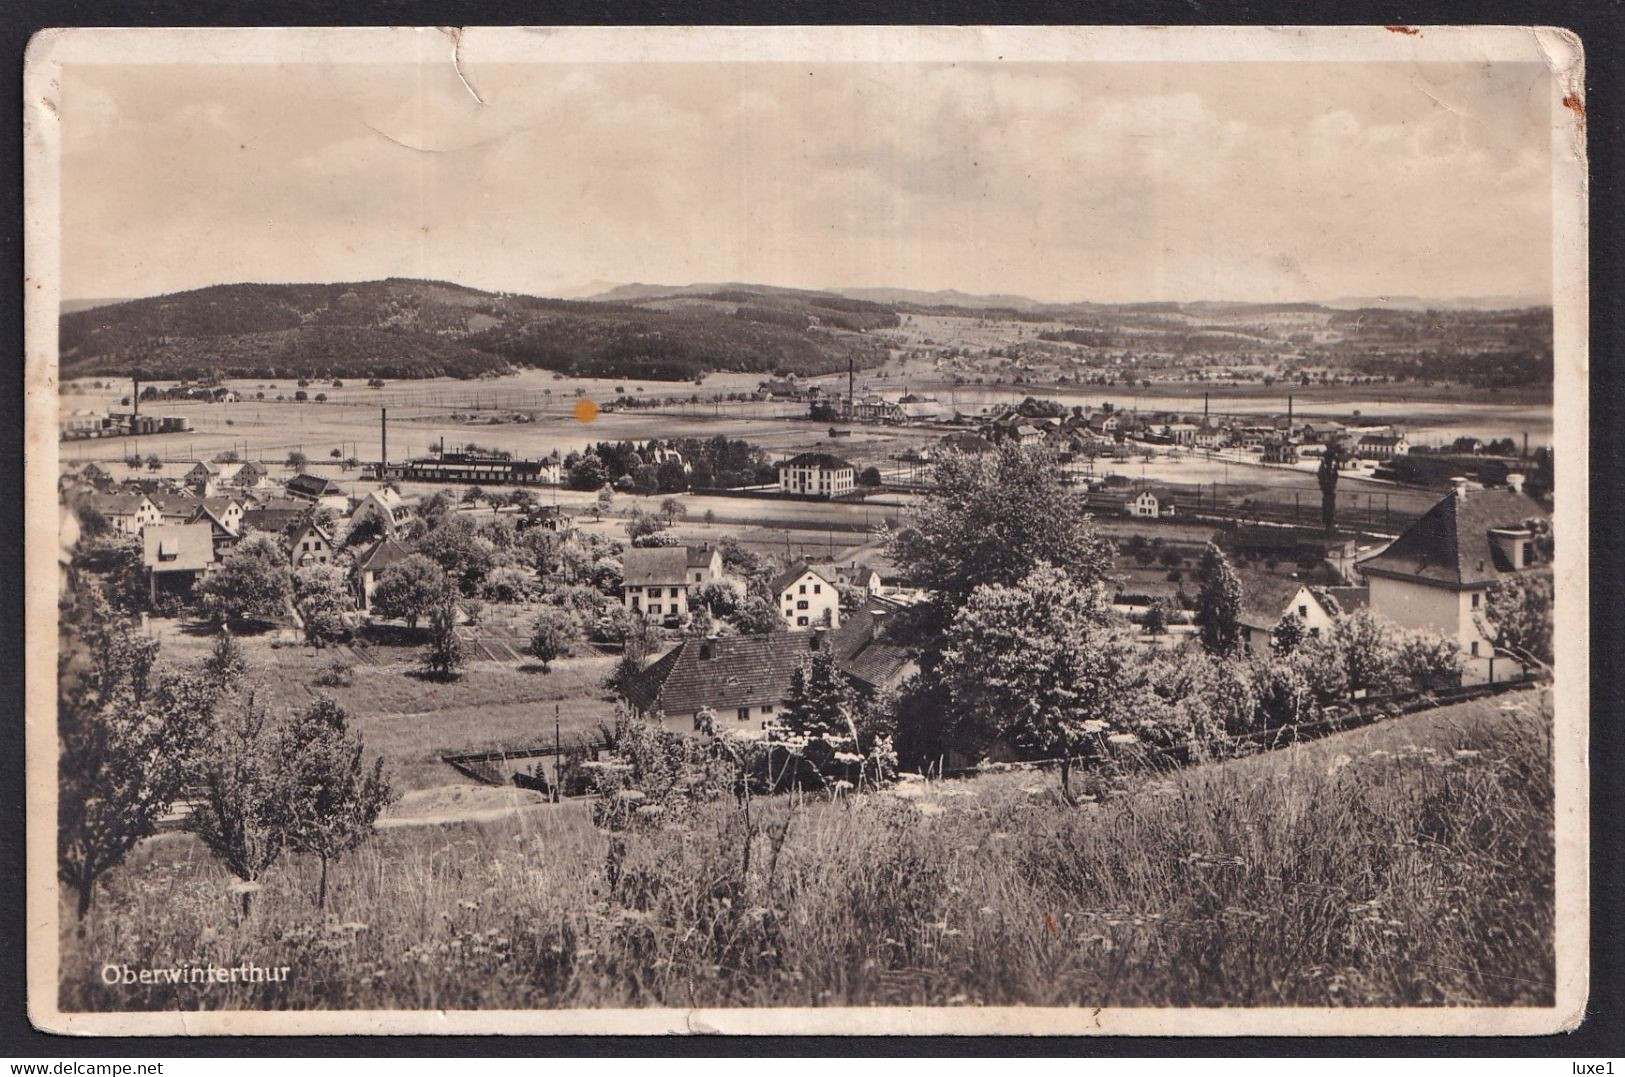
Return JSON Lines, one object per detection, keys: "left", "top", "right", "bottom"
{"left": 1162, "top": 422, "right": 1199, "bottom": 446}
{"left": 685, "top": 545, "right": 725, "bottom": 587}
{"left": 1261, "top": 437, "right": 1301, "bottom": 465}
{"left": 938, "top": 432, "right": 997, "bottom": 457}
{"left": 622, "top": 546, "right": 694, "bottom": 623}
{"left": 650, "top": 447, "right": 688, "bottom": 473}
{"left": 1357, "top": 433, "right": 1410, "bottom": 460}
{"left": 141, "top": 522, "right": 216, "bottom": 604}
{"left": 1239, "top": 581, "right": 1369, "bottom": 654}
{"left": 354, "top": 537, "right": 414, "bottom": 612}
{"left": 1232, "top": 425, "right": 1277, "bottom": 449}
{"left": 777, "top": 452, "right": 856, "bottom": 498}
{"left": 809, "top": 559, "right": 885, "bottom": 602}
{"left": 231, "top": 460, "right": 270, "bottom": 489}
{"left": 240, "top": 498, "right": 312, "bottom": 536}
{"left": 289, "top": 521, "right": 337, "bottom": 568}
{"left": 84, "top": 491, "right": 160, "bottom": 535}
{"left": 191, "top": 495, "right": 244, "bottom": 535}
{"left": 183, "top": 460, "right": 243, "bottom": 497}
{"left": 1297, "top": 420, "right": 1347, "bottom": 444}
{"left": 187, "top": 502, "right": 242, "bottom": 560}
{"left": 1195, "top": 427, "right": 1230, "bottom": 450}
{"left": 148, "top": 491, "right": 203, "bottom": 526}
{"left": 350, "top": 487, "right": 419, "bottom": 539}
{"left": 772, "top": 562, "right": 840, "bottom": 630}
{"left": 284, "top": 473, "right": 351, "bottom": 512}
{"left": 1123, "top": 488, "right": 1178, "bottom": 519}
{"left": 1358, "top": 478, "right": 1550, "bottom": 684}
{"left": 620, "top": 608, "right": 914, "bottom": 736}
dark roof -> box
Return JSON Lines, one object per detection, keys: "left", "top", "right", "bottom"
{"left": 1238, "top": 573, "right": 1317, "bottom": 629}
{"left": 623, "top": 546, "right": 689, "bottom": 586}
{"left": 149, "top": 491, "right": 202, "bottom": 517}
{"left": 358, "top": 537, "right": 414, "bottom": 574}
{"left": 1359, "top": 433, "right": 1406, "bottom": 446}
{"left": 769, "top": 561, "right": 832, "bottom": 596}
{"left": 685, "top": 545, "right": 719, "bottom": 569}
{"left": 623, "top": 632, "right": 830, "bottom": 715}
{"left": 1321, "top": 586, "right": 1369, "bottom": 614}
{"left": 830, "top": 608, "right": 916, "bottom": 692}
{"left": 778, "top": 452, "right": 855, "bottom": 471}
{"left": 286, "top": 473, "right": 343, "bottom": 497}
{"left": 1358, "top": 487, "right": 1549, "bottom": 588}
{"left": 940, "top": 433, "right": 995, "bottom": 455}
{"left": 241, "top": 505, "right": 310, "bottom": 533}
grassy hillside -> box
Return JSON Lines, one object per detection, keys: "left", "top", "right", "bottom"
{"left": 61, "top": 689, "right": 1552, "bottom": 1011}
{"left": 58, "top": 278, "right": 895, "bottom": 383}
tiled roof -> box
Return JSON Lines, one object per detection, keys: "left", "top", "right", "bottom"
{"left": 1358, "top": 487, "right": 1548, "bottom": 588}
{"left": 779, "top": 452, "right": 855, "bottom": 471}
{"left": 623, "top": 546, "right": 689, "bottom": 586}
{"left": 1322, "top": 586, "right": 1369, "bottom": 614}
{"left": 86, "top": 492, "right": 151, "bottom": 516}
{"left": 358, "top": 537, "right": 414, "bottom": 574}
{"left": 830, "top": 608, "right": 915, "bottom": 692}
{"left": 1238, "top": 574, "right": 1315, "bottom": 630}
{"left": 141, "top": 523, "right": 216, "bottom": 573}
{"left": 622, "top": 631, "right": 829, "bottom": 716}
{"left": 769, "top": 561, "right": 831, "bottom": 596}
{"left": 149, "top": 491, "right": 202, "bottom": 517}
{"left": 287, "top": 473, "right": 343, "bottom": 497}
{"left": 685, "top": 545, "right": 718, "bottom": 569}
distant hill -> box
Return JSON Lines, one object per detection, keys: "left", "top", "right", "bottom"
{"left": 832, "top": 286, "right": 1045, "bottom": 311}
{"left": 60, "top": 297, "right": 131, "bottom": 315}
{"left": 1323, "top": 294, "right": 1550, "bottom": 312}
{"left": 58, "top": 278, "right": 896, "bottom": 383}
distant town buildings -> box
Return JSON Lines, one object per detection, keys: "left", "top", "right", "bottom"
{"left": 777, "top": 452, "right": 856, "bottom": 498}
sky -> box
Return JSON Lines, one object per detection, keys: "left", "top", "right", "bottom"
{"left": 61, "top": 59, "right": 1556, "bottom": 305}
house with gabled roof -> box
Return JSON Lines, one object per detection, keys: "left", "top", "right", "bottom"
{"left": 289, "top": 521, "right": 337, "bottom": 568}
{"left": 354, "top": 537, "right": 415, "bottom": 611}
{"left": 1123, "top": 488, "right": 1178, "bottom": 519}
{"left": 622, "top": 546, "right": 693, "bottom": 623}
{"left": 240, "top": 498, "right": 311, "bottom": 537}
{"left": 620, "top": 608, "right": 915, "bottom": 736}
{"left": 350, "top": 487, "right": 419, "bottom": 539}
{"left": 1239, "top": 579, "right": 1369, "bottom": 654}
{"left": 285, "top": 473, "right": 350, "bottom": 512}
{"left": 1358, "top": 480, "right": 1550, "bottom": 683}
{"left": 771, "top": 562, "right": 840, "bottom": 630}
{"left": 148, "top": 491, "right": 203, "bottom": 526}
{"left": 83, "top": 491, "right": 160, "bottom": 535}
{"left": 141, "top": 522, "right": 216, "bottom": 604}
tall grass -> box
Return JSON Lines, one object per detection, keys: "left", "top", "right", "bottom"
{"left": 60, "top": 694, "right": 1553, "bottom": 1011}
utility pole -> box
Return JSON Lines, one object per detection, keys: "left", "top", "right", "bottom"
{"left": 554, "top": 707, "right": 562, "bottom": 804}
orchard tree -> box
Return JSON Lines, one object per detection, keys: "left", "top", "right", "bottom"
{"left": 1479, "top": 573, "right": 1555, "bottom": 669}
{"left": 570, "top": 454, "right": 608, "bottom": 492}
{"left": 286, "top": 451, "right": 308, "bottom": 471}
{"left": 887, "top": 444, "right": 1114, "bottom": 627}
{"left": 527, "top": 607, "right": 575, "bottom": 673}
{"left": 730, "top": 595, "right": 784, "bottom": 635}
{"left": 188, "top": 688, "right": 290, "bottom": 917}
{"left": 279, "top": 697, "right": 393, "bottom": 909}
{"left": 1142, "top": 598, "right": 1170, "bottom": 638}
{"left": 369, "top": 553, "right": 445, "bottom": 630}
{"left": 198, "top": 532, "right": 293, "bottom": 626}
{"left": 1194, "top": 543, "right": 1243, "bottom": 657}
{"left": 58, "top": 596, "right": 221, "bottom": 918}
{"left": 595, "top": 486, "right": 615, "bottom": 520}
{"left": 656, "top": 461, "right": 688, "bottom": 493}
{"left": 293, "top": 565, "right": 352, "bottom": 647}
{"left": 935, "top": 561, "right": 1128, "bottom": 804}
{"left": 421, "top": 584, "right": 466, "bottom": 680}
{"left": 1270, "top": 610, "right": 1308, "bottom": 655}
{"left": 659, "top": 497, "right": 687, "bottom": 527}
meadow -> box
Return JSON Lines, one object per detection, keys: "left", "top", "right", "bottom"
{"left": 60, "top": 689, "right": 1553, "bottom": 1012}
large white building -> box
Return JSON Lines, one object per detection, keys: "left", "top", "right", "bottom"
{"left": 1358, "top": 480, "right": 1549, "bottom": 684}
{"left": 777, "top": 452, "right": 856, "bottom": 498}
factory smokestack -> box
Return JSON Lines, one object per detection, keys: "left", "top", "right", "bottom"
{"left": 380, "top": 407, "right": 388, "bottom": 472}
{"left": 847, "top": 358, "right": 855, "bottom": 418}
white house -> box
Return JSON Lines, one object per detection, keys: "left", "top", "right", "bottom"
{"left": 772, "top": 563, "right": 840, "bottom": 630}
{"left": 354, "top": 537, "right": 414, "bottom": 612}
{"left": 290, "top": 521, "right": 337, "bottom": 568}
{"left": 1123, "top": 488, "right": 1177, "bottom": 519}
{"left": 622, "top": 546, "right": 693, "bottom": 623}
{"left": 350, "top": 488, "right": 419, "bottom": 539}
{"left": 85, "top": 492, "right": 160, "bottom": 535}
{"left": 777, "top": 452, "right": 856, "bottom": 498}
{"left": 1240, "top": 583, "right": 1369, "bottom": 654}
{"left": 1358, "top": 481, "right": 1549, "bottom": 684}
{"left": 1357, "top": 433, "right": 1410, "bottom": 460}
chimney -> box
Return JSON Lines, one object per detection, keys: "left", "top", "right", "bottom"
{"left": 809, "top": 628, "right": 826, "bottom": 651}
{"left": 699, "top": 640, "right": 712, "bottom": 660}
{"left": 1450, "top": 476, "right": 1470, "bottom": 500}
{"left": 1505, "top": 472, "right": 1525, "bottom": 494}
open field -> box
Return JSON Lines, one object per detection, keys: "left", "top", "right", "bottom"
{"left": 60, "top": 689, "right": 1552, "bottom": 1011}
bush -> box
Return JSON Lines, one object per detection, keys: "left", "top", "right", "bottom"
{"left": 313, "top": 658, "right": 355, "bottom": 688}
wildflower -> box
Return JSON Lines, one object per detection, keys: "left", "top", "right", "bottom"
{"left": 458, "top": 899, "right": 479, "bottom": 912}
{"left": 1107, "top": 733, "right": 1138, "bottom": 746}
{"left": 1453, "top": 749, "right": 1481, "bottom": 761}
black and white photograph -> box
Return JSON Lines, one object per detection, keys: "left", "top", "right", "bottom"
{"left": 24, "top": 25, "right": 1589, "bottom": 1036}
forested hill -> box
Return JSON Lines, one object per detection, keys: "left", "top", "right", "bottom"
{"left": 58, "top": 278, "right": 898, "bottom": 382}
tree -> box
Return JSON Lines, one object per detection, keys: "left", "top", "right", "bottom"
{"left": 1270, "top": 610, "right": 1308, "bottom": 655}
{"left": 1316, "top": 442, "right": 1344, "bottom": 535}
{"left": 595, "top": 486, "right": 614, "bottom": 520}
{"left": 1480, "top": 574, "right": 1555, "bottom": 669}
{"left": 527, "top": 607, "right": 575, "bottom": 672}
{"left": 462, "top": 485, "right": 486, "bottom": 504}
{"left": 1142, "top": 598, "right": 1170, "bottom": 637}
{"left": 570, "top": 454, "right": 608, "bottom": 491}
{"left": 279, "top": 697, "right": 392, "bottom": 909}
{"left": 935, "top": 561, "right": 1127, "bottom": 804}
{"left": 370, "top": 553, "right": 445, "bottom": 630}
{"left": 144, "top": 454, "right": 162, "bottom": 471}
{"left": 658, "top": 497, "right": 687, "bottom": 528}
{"left": 421, "top": 584, "right": 466, "bottom": 680}
{"left": 887, "top": 444, "right": 1114, "bottom": 626}
{"left": 656, "top": 460, "right": 688, "bottom": 493}
{"left": 1194, "top": 543, "right": 1243, "bottom": 657}
{"left": 415, "top": 515, "right": 496, "bottom": 594}
{"left": 730, "top": 595, "right": 783, "bottom": 635}
{"left": 188, "top": 689, "right": 289, "bottom": 917}
{"left": 293, "top": 565, "right": 352, "bottom": 647}
{"left": 782, "top": 650, "right": 856, "bottom": 741}
{"left": 626, "top": 509, "right": 666, "bottom": 545}
{"left": 197, "top": 532, "right": 293, "bottom": 626}
{"left": 286, "top": 450, "right": 308, "bottom": 471}
{"left": 858, "top": 466, "right": 883, "bottom": 487}
{"left": 58, "top": 597, "right": 219, "bottom": 918}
